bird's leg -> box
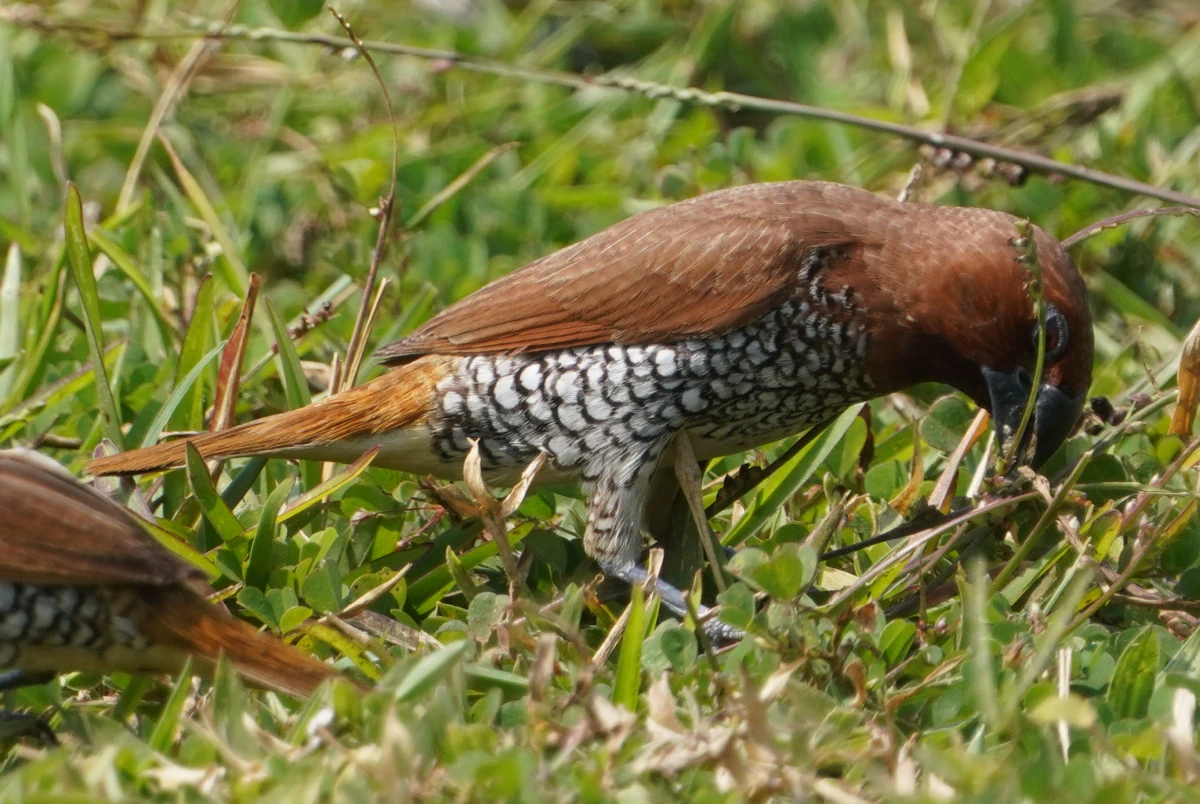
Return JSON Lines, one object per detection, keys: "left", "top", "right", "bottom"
{"left": 598, "top": 559, "right": 744, "bottom": 643}
{"left": 584, "top": 445, "right": 744, "bottom": 644}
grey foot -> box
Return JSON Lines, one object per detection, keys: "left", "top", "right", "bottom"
{"left": 600, "top": 561, "right": 745, "bottom": 644}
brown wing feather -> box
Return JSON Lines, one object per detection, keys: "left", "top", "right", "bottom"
{"left": 0, "top": 450, "right": 197, "bottom": 587}
{"left": 375, "top": 182, "right": 883, "bottom": 364}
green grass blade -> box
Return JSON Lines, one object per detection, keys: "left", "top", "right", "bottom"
{"left": 273, "top": 447, "right": 381, "bottom": 530}
{"left": 148, "top": 657, "right": 195, "bottom": 752}
{"left": 246, "top": 475, "right": 295, "bottom": 590}
{"left": 64, "top": 182, "right": 123, "bottom": 448}
{"left": 264, "top": 297, "right": 320, "bottom": 489}
{"left": 140, "top": 340, "right": 227, "bottom": 449}
{"left": 186, "top": 442, "right": 245, "bottom": 542}
{"left": 613, "top": 584, "right": 647, "bottom": 711}
{"left": 724, "top": 405, "right": 862, "bottom": 546}
{"left": 171, "top": 274, "right": 216, "bottom": 433}
{"left": 158, "top": 134, "right": 248, "bottom": 295}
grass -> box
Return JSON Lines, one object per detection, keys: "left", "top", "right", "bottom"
{"left": 2, "top": 0, "right": 1200, "bottom": 800}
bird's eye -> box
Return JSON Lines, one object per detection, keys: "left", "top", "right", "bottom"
{"left": 1031, "top": 304, "right": 1070, "bottom": 362}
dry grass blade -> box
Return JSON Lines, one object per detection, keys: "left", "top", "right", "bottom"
{"left": 929, "top": 409, "right": 990, "bottom": 511}
{"left": 341, "top": 278, "right": 389, "bottom": 392}
{"left": 210, "top": 273, "right": 260, "bottom": 433}
{"left": 406, "top": 142, "right": 520, "bottom": 229}
{"left": 328, "top": 6, "right": 399, "bottom": 394}
{"left": 673, "top": 432, "right": 728, "bottom": 592}
{"left": 1170, "top": 318, "right": 1200, "bottom": 436}
{"left": 1061, "top": 206, "right": 1200, "bottom": 249}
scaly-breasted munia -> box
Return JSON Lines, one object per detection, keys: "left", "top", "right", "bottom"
{"left": 0, "top": 449, "right": 352, "bottom": 696}
{"left": 89, "top": 181, "right": 1094, "bottom": 635}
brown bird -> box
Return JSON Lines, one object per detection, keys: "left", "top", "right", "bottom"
{"left": 89, "top": 181, "right": 1093, "bottom": 635}
{"left": 0, "top": 448, "right": 353, "bottom": 697}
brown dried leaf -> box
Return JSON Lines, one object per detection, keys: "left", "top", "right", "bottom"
{"left": 646, "top": 672, "right": 681, "bottom": 733}
{"left": 501, "top": 452, "right": 546, "bottom": 518}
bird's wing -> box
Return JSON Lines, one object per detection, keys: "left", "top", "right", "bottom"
{"left": 375, "top": 182, "right": 876, "bottom": 364}
{"left": 0, "top": 450, "right": 200, "bottom": 586}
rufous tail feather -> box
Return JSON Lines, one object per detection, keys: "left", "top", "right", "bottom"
{"left": 88, "top": 356, "right": 447, "bottom": 476}
{"left": 141, "top": 586, "right": 364, "bottom": 697}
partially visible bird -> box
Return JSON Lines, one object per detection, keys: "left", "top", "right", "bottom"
{"left": 88, "top": 181, "right": 1094, "bottom": 634}
{"left": 0, "top": 448, "right": 354, "bottom": 697}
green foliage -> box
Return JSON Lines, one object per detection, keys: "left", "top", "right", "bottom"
{"left": 2, "top": 0, "right": 1200, "bottom": 800}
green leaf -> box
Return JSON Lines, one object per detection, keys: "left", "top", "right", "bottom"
{"left": 64, "top": 183, "right": 123, "bottom": 448}
{"left": 393, "top": 640, "right": 470, "bottom": 704}
{"left": 160, "top": 137, "right": 248, "bottom": 295}
{"left": 1107, "top": 626, "right": 1159, "bottom": 719}
{"left": 466, "top": 665, "right": 530, "bottom": 696}
{"left": 265, "top": 297, "right": 320, "bottom": 489}
{"left": 246, "top": 475, "right": 294, "bottom": 590}
{"left": 148, "top": 658, "right": 194, "bottom": 752}
{"left": 237, "top": 586, "right": 280, "bottom": 631}
{"left": 879, "top": 620, "right": 917, "bottom": 666}
{"left": 0, "top": 243, "right": 21, "bottom": 402}
{"left": 729, "top": 543, "right": 816, "bottom": 600}
{"left": 280, "top": 605, "right": 314, "bottom": 635}
{"left": 268, "top": 0, "right": 325, "bottom": 28}
{"left": 301, "top": 560, "right": 343, "bottom": 613}
{"left": 185, "top": 442, "right": 244, "bottom": 542}
{"left": 919, "top": 395, "right": 975, "bottom": 453}
{"left": 170, "top": 274, "right": 216, "bottom": 433}
{"left": 467, "top": 592, "right": 509, "bottom": 641}
{"left": 88, "top": 227, "right": 175, "bottom": 347}
{"left": 614, "top": 584, "right": 649, "bottom": 711}
{"left": 273, "top": 447, "right": 381, "bottom": 530}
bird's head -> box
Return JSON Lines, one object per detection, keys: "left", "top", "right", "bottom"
{"left": 843, "top": 203, "right": 1093, "bottom": 469}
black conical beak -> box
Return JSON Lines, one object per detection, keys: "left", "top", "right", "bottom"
{"left": 982, "top": 367, "right": 1085, "bottom": 469}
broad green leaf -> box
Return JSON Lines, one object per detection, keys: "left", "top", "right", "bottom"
{"left": 237, "top": 586, "right": 280, "bottom": 631}
{"left": 1107, "top": 626, "right": 1159, "bottom": 720}
{"left": 879, "top": 620, "right": 917, "bottom": 666}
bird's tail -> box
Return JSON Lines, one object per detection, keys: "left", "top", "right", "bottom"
{"left": 88, "top": 356, "right": 449, "bottom": 476}
{"left": 141, "top": 585, "right": 363, "bottom": 698}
